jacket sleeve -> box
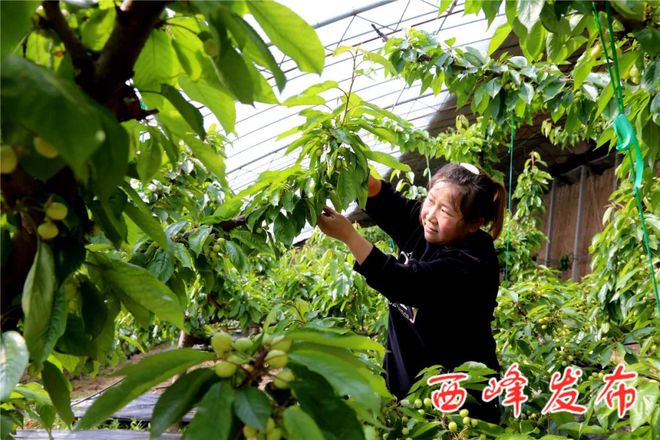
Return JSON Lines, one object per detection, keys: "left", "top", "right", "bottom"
{"left": 363, "top": 180, "right": 421, "bottom": 249}
{"left": 353, "top": 246, "right": 483, "bottom": 308}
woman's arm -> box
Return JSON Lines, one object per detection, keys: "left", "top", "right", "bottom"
{"left": 367, "top": 175, "right": 382, "bottom": 197}
{"left": 353, "top": 246, "right": 485, "bottom": 308}
{"left": 362, "top": 175, "right": 421, "bottom": 248}
{"left": 318, "top": 207, "right": 373, "bottom": 264}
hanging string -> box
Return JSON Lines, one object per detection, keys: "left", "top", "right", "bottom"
{"left": 504, "top": 115, "right": 514, "bottom": 282}
{"left": 592, "top": 2, "right": 659, "bottom": 315}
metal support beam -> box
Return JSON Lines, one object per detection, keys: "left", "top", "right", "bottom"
{"left": 572, "top": 166, "right": 587, "bottom": 281}
{"left": 544, "top": 179, "right": 557, "bottom": 266}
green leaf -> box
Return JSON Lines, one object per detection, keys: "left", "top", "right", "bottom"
{"left": 489, "top": 23, "right": 512, "bottom": 55}
{"left": 629, "top": 380, "right": 659, "bottom": 431}
{"left": 362, "top": 150, "right": 410, "bottom": 172}
{"left": 184, "top": 381, "right": 238, "bottom": 440}
{"left": 147, "top": 250, "right": 174, "bottom": 283}
{"left": 641, "top": 60, "right": 659, "bottom": 93}
{"left": 76, "top": 349, "right": 215, "bottom": 430}
{"left": 247, "top": 1, "right": 324, "bottom": 73}
{"left": 172, "top": 242, "right": 194, "bottom": 269}
{"left": 0, "top": 331, "right": 29, "bottom": 401}
{"left": 151, "top": 369, "right": 217, "bottom": 438}
{"left": 482, "top": 0, "right": 502, "bottom": 25}
{"left": 233, "top": 388, "right": 271, "bottom": 430}
{"left": 188, "top": 227, "right": 212, "bottom": 257}
{"left": 289, "top": 365, "right": 364, "bottom": 440}
{"left": 439, "top": 0, "right": 453, "bottom": 14}
{"left": 282, "top": 406, "right": 325, "bottom": 440}
{"left": 170, "top": 31, "right": 202, "bottom": 81}
{"left": 81, "top": 7, "right": 115, "bottom": 51}
{"left": 184, "top": 135, "right": 226, "bottom": 180}
{"left": 80, "top": 280, "right": 108, "bottom": 339}
{"left": 136, "top": 137, "right": 162, "bottom": 183}
{"left": 520, "top": 83, "right": 534, "bottom": 104}
{"left": 211, "top": 40, "right": 254, "bottom": 104}
{"left": 161, "top": 83, "right": 206, "bottom": 140}
{"left": 274, "top": 212, "right": 297, "bottom": 246}
{"left": 86, "top": 252, "right": 184, "bottom": 328}
{"left": 582, "top": 83, "right": 598, "bottom": 102}
{"left": 546, "top": 32, "right": 567, "bottom": 63}
{"left": 524, "top": 20, "right": 545, "bottom": 60}
{"left": 215, "top": 6, "right": 286, "bottom": 92}
{"left": 509, "top": 56, "right": 528, "bottom": 69}
{"left": 21, "top": 242, "right": 63, "bottom": 364}
{"left": 89, "top": 189, "right": 128, "bottom": 245}
{"left": 336, "top": 171, "right": 357, "bottom": 210}
{"left": 288, "top": 329, "right": 384, "bottom": 356}
{"left": 134, "top": 30, "right": 179, "bottom": 91}
{"left": 88, "top": 109, "right": 130, "bottom": 200}
{"left": 539, "top": 2, "right": 570, "bottom": 34}
{"left": 225, "top": 240, "right": 248, "bottom": 272}
{"left": 42, "top": 361, "right": 74, "bottom": 426}
{"left": 517, "top": 0, "right": 545, "bottom": 31}
{"left": 282, "top": 80, "right": 339, "bottom": 107}
{"left": 572, "top": 57, "right": 596, "bottom": 89}
{"left": 120, "top": 182, "right": 169, "bottom": 250}
{"left": 289, "top": 349, "right": 379, "bottom": 412}
{"left": 1, "top": 57, "right": 106, "bottom": 177}
{"left": 610, "top": 0, "right": 645, "bottom": 21}
{"left": 635, "top": 28, "right": 660, "bottom": 56}
{"left": 179, "top": 75, "right": 235, "bottom": 134}
{"left": 1, "top": 1, "right": 39, "bottom": 56}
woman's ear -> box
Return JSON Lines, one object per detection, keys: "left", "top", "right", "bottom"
{"left": 466, "top": 218, "right": 485, "bottom": 234}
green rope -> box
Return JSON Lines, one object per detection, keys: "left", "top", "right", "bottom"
{"left": 504, "top": 116, "right": 514, "bottom": 282}
{"left": 592, "top": 2, "right": 660, "bottom": 316}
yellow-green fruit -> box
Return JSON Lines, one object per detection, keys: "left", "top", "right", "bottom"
{"left": 262, "top": 333, "right": 273, "bottom": 346}
{"left": 243, "top": 425, "right": 258, "bottom": 438}
{"left": 211, "top": 331, "right": 233, "bottom": 356}
{"left": 212, "top": 243, "right": 221, "bottom": 252}
{"left": 265, "top": 349, "right": 288, "bottom": 368}
{"left": 34, "top": 137, "right": 59, "bottom": 158}
{"left": 459, "top": 409, "right": 469, "bottom": 418}
{"left": 203, "top": 39, "right": 219, "bottom": 57}
{"left": 1, "top": 146, "right": 17, "bottom": 174}
{"left": 271, "top": 336, "right": 292, "bottom": 352}
{"left": 266, "top": 418, "right": 276, "bottom": 433}
{"left": 448, "top": 421, "right": 458, "bottom": 432}
{"left": 45, "top": 202, "right": 68, "bottom": 220}
{"left": 400, "top": 399, "right": 410, "bottom": 407}
{"left": 424, "top": 397, "right": 432, "bottom": 408}
{"left": 214, "top": 360, "right": 237, "bottom": 378}
{"left": 266, "top": 428, "right": 282, "bottom": 440}
{"left": 471, "top": 419, "right": 478, "bottom": 427}
{"left": 630, "top": 65, "right": 641, "bottom": 84}
{"left": 233, "top": 337, "right": 253, "bottom": 352}
{"left": 401, "top": 427, "right": 410, "bottom": 435}
{"left": 272, "top": 368, "right": 295, "bottom": 389}
{"left": 589, "top": 44, "right": 603, "bottom": 59}
{"left": 463, "top": 417, "right": 470, "bottom": 425}
{"left": 417, "top": 409, "right": 425, "bottom": 415}
{"left": 414, "top": 398, "right": 423, "bottom": 408}
{"left": 37, "top": 221, "right": 59, "bottom": 240}
{"left": 401, "top": 416, "right": 409, "bottom": 423}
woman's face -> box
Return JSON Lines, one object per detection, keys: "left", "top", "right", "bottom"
{"left": 420, "top": 180, "right": 472, "bottom": 244}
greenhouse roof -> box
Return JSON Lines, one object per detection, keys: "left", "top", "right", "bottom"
{"left": 207, "top": 0, "right": 509, "bottom": 194}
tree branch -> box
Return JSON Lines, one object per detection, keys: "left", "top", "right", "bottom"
{"left": 42, "top": 1, "right": 94, "bottom": 83}
{"left": 94, "top": 0, "right": 168, "bottom": 106}
{"left": 219, "top": 216, "right": 247, "bottom": 232}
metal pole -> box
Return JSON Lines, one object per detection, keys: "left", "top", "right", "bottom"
{"left": 572, "top": 166, "right": 587, "bottom": 281}
{"left": 544, "top": 179, "right": 556, "bottom": 266}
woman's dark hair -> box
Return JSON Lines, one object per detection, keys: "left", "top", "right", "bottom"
{"left": 428, "top": 163, "right": 506, "bottom": 239}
